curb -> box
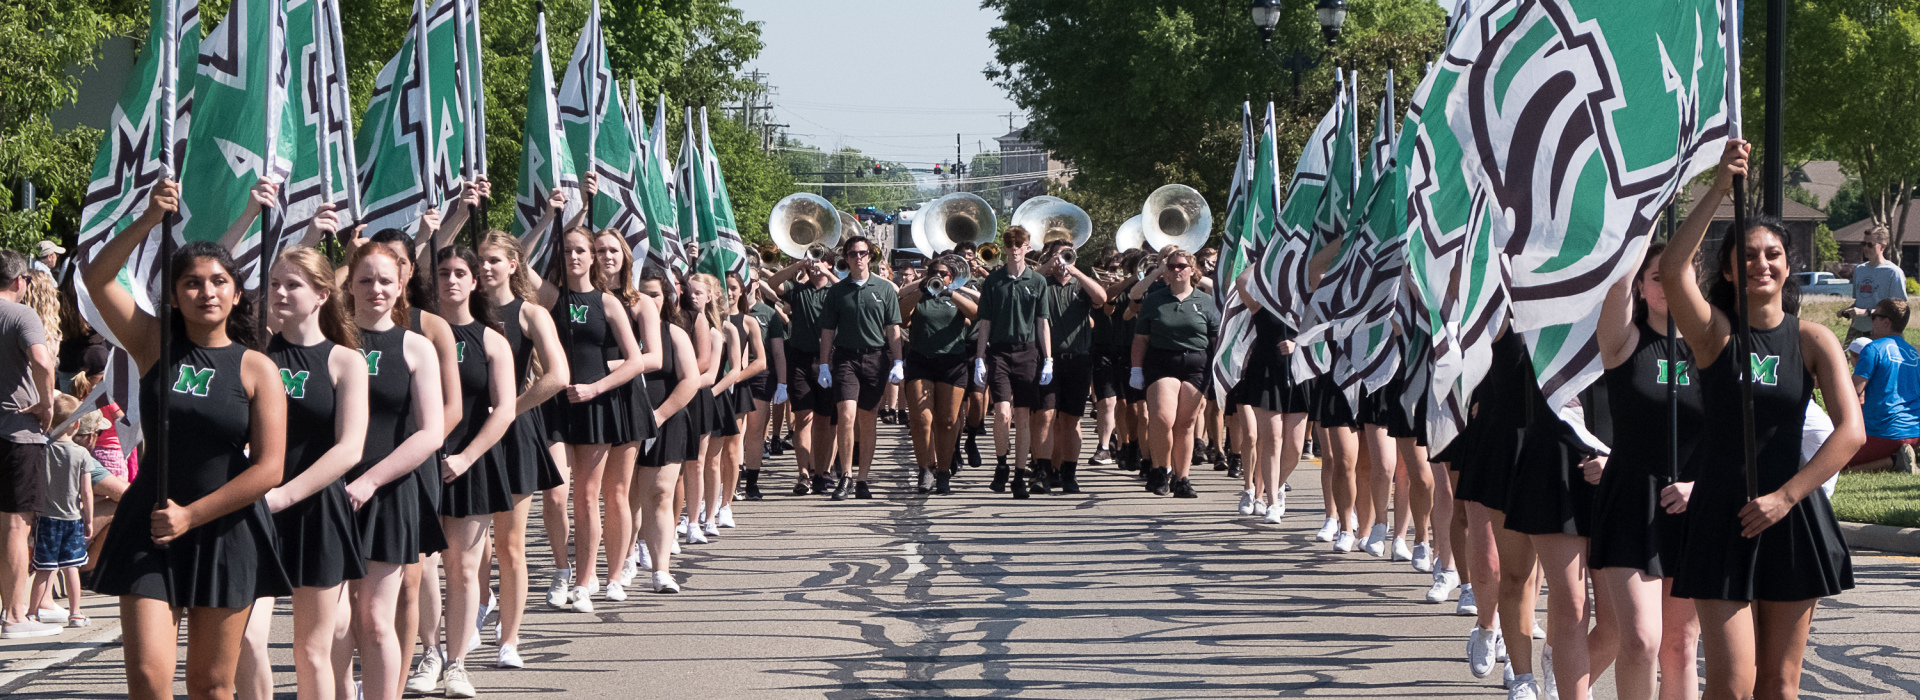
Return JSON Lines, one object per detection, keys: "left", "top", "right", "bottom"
{"left": 0, "top": 618, "right": 121, "bottom": 694}
{"left": 1840, "top": 521, "right": 1920, "bottom": 556}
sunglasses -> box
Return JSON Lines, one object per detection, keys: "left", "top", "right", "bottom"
{"left": 1166, "top": 263, "right": 1191, "bottom": 271}
{"left": 848, "top": 249, "right": 872, "bottom": 258}
{"left": 929, "top": 269, "right": 953, "bottom": 278}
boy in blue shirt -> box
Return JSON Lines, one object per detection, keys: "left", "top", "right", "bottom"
{"left": 1849, "top": 299, "right": 1920, "bottom": 470}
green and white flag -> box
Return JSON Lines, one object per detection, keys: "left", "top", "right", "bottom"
{"left": 647, "top": 95, "right": 686, "bottom": 273}
{"left": 1286, "top": 72, "right": 1361, "bottom": 394}
{"left": 694, "top": 107, "right": 746, "bottom": 284}
{"left": 423, "top": 0, "right": 470, "bottom": 202}
{"left": 1407, "top": 0, "right": 1736, "bottom": 451}
{"left": 675, "top": 106, "right": 701, "bottom": 269}
{"left": 355, "top": 0, "right": 435, "bottom": 235}
{"left": 511, "top": 6, "right": 575, "bottom": 276}
{"left": 176, "top": 0, "right": 295, "bottom": 287}
{"left": 458, "top": 0, "right": 486, "bottom": 176}
{"left": 558, "top": 0, "right": 649, "bottom": 276}
{"left": 1209, "top": 102, "right": 1261, "bottom": 400}
{"left": 1308, "top": 71, "right": 1407, "bottom": 394}
{"left": 278, "top": 0, "right": 357, "bottom": 249}
{"left": 1249, "top": 71, "right": 1345, "bottom": 330}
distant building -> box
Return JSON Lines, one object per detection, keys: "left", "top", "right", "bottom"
{"left": 1834, "top": 200, "right": 1920, "bottom": 273}
{"left": 1684, "top": 185, "right": 1826, "bottom": 273}
{"left": 994, "top": 127, "right": 1069, "bottom": 213}
{"left": 1790, "top": 161, "right": 1849, "bottom": 208}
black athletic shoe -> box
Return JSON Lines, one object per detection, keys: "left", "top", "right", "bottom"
{"left": 950, "top": 448, "right": 965, "bottom": 475}
{"left": 1011, "top": 471, "right": 1030, "bottom": 499}
{"left": 989, "top": 466, "right": 1010, "bottom": 493}
{"left": 1029, "top": 468, "right": 1052, "bottom": 495}
{"left": 744, "top": 484, "right": 764, "bottom": 501}
{"left": 829, "top": 477, "right": 851, "bottom": 501}
{"left": 966, "top": 435, "right": 982, "bottom": 469}
{"left": 779, "top": 436, "right": 795, "bottom": 451}
{"left": 812, "top": 473, "right": 831, "bottom": 495}
{"left": 791, "top": 481, "right": 810, "bottom": 497}
{"left": 933, "top": 472, "right": 952, "bottom": 495}
{"left": 769, "top": 440, "right": 784, "bottom": 457}
{"left": 1060, "top": 463, "right": 1082, "bottom": 493}
{"left": 1149, "top": 467, "right": 1172, "bottom": 495}
{"left": 1143, "top": 466, "right": 1163, "bottom": 493}
{"left": 854, "top": 481, "right": 873, "bottom": 499}
{"left": 1171, "top": 477, "right": 1197, "bottom": 499}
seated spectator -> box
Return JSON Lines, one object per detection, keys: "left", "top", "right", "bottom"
{"left": 29, "top": 394, "right": 96, "bottom": 629}
{"left": 1848, "top": 298, "right": 1920, "bottom": 470}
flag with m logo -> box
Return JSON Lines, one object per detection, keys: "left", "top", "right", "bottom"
{"left": 693, "top": 107, "right": 746, "bottom": 285}
{"left": 277, "top": 0, "right": 359, "bottom": 250}
{"left": 1285, "top": 72, "right": 1361, "bottom": 400}
{"left": 1406, "top": 0, "right": 1736, "bottom": 451}
{"left": 511, "top": 5, "right": 576, "bottom": 277}
{"left": 1210, "top": 102, "right": 1276, "bottom": 400}
{"left": 647, "top": 95, "right": 687, "bottom": 273}
{"left": 1249, "top": 71, "right": 1347, "bottom": 332}
{"left": 355, "top": 0, "right": 436, "bottom": 236}
{"left": 559, "top": 0, "right": 650, "bottom": 282}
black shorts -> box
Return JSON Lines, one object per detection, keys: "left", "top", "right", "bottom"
{"left": 786, "top": 349, "right": 833, "bottom": 414}
{"left": 0, "top": 440, "right": 45, "bottom": 514}
{"left": 905, "top": 352, "right": 968, "bottom": 388}
{"left": 1142, "top": 347, "right": 1209, "bottom": 389}
{"left": 1090, "top": 347, "right": 1124, "bottom": 400}
{"left": 988, "top": 342, "right": 1043, "bottom": 410}
{"left": 831, "top": 347, "right": 890, "bottom": 411}
{"left": 748, "top": 371, "right": 773, "bottom": 404}
{"left": 1039, "top": 353, "right": 1094, "bottom": 418}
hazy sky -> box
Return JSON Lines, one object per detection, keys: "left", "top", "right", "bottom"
{"left": 735, "top": 0, "right": 1024, "bottom": 170}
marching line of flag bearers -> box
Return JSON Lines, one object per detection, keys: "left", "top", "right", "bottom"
{"left": 56, "top": 0, "right": 1858, "bottom": 699}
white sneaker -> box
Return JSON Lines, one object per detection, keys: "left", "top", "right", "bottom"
{"left": 1363, "top": 524, "right": 1390, "bottom": 557}
{"left": 1539, "top": 646, "right": 1559, "bottom": 700}
{"left": 569, "top": 586, "right": 594, "bottom": 613}
{"left": 606, "top": 581, "right": 627, "bottom": 602}
{"left": 652, "top": 571, "right": 680, "bottom": 594}
{"left": 1263, "top": 498, "right": 1285, "bottom": 524}
{"left": 1315, "top": 517, "right": 1340, "bottom": 542}
{"left": 1252, "top": 500, "right": 1269, "bottom": 516}
{"left": 1391, "top": 537, "right": 1414, "bottom": 562}
{"left": 615, "top": 560, "right": 637, "bottom": 588}
{"left": 687, "top": 528, "right": 709, "bottom": 545}
{"left": 1426, "top": 569, "right": 1460, "bottom": 603}
{"left": 1495, "top": 628, "right": 1509, "bottom": 662}
{"left": 1332, "top": 530, "right": 1356, "bottom": 553}
{"left": 464, "top": 626, "right": 481, "bottom": 654}
{"left": 1411, "top": 542, "right": 1434, "bottom": 572}
{"left": 1507, "top": 673, "right": 1539, "bottom": 700}
{"left": 36, "top": 606, "right": 67, "bottom": 620}
{"left": 1456, "top": 583, "right": 1479, "bottom": 616}
{"left": 677, "top": 516, "right": 690, "bottom": 537}
{"left": 585, "top": 578, "right": 602, "bottom": 597}
{"left": 1467, "top": 626, "right": 1498, "bottom": 678}
{"left": 638, "top": 542, "right": 654, "bottom": 570}
{"left": 443, "top": 661, "right": 476, "bottom": 699}
{"left": 480, "top": 588, "right": 497, "bottom": 627}
{"left": 1502, "top": 662, "right": 1516, "bottom": 689}
{"left": 496, "top": 643, "right": 524, "bottom": 669}
{"left": 716, "top": 505, "right": 736, "bottom": 528}
{"left": 1237, "top": 489, "right": 1256, "bottom": 515}
{"left": 1533, "top": 621, "right": 1547, "bottom": 639}
{"left": 703, "top": 519, "right": 719, "bottom": 536}
{"left": 671, "top": 540, "right": 681, "bottom": 555}
{"left": 404, "top": 646, "right": 443, "bottom": 694}
{"left": 545, "top": 568, "right": 571, "bottom": 609}
{"left": 0, "top": 618, "right": 62, "bottom": 639}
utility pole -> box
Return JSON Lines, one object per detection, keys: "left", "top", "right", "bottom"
{"left": 1002, "top": 111, "right": 1020, "bottom": 133}
{"left": 956, "top": 134, "right": 964, "bottom": 193}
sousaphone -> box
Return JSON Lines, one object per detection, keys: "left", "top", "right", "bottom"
{"left": 912, "top": 192, "right": 997, "bottom": 256}
{"left": 1114, "top": 214, "right": 1148, "bottom": 254}
{"left": 768, "top": 193, "right": 844, "bottom": 260}
{"left": 1010, "top": 195, "right": 1092, "bottom": 255}
{"left": 1141, "top": 184, "right": 1212, "bottom": 253}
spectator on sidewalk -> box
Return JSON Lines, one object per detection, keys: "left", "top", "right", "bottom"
{"left": 1840, "top": 226, "right": 1909, "bottom": 345}
{"left": 1848, "top": 298, "right": 1920, "bottom": 472}
{"left": 29, "top": 394, "right": 97, "bottom": 629}
{"left": 0, "top": 249, "right": 58, "bottom": 639}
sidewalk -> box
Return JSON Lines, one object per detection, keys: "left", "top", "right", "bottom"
{"left": 0, "top": 590, "right": 122, "bottom": 693}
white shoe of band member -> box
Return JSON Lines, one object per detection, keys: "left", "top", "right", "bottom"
{"left": 569, "top": 586, "right": 594, "bottom": 613}
{"left": 687, "top": 528, "right": 709, "bottom": 545}
{"left": 545, "top": 568, "right": 571, "bottom": 609}
{"left": 1237, "top": 490, "right": 1256, "bottom": 515}
{"left": 1315, "top": 517, "right": 1340, "bottom": 542}
{"left": 404, "top": 646, "right": 443, "bottom": 694}
{"left": 1495, "top": 627, "right": 1509, "bottom": 662}
{"left": 1502, "top": 663, "right": 1516, "bottom": 690}
{"left": 703, "top": 519, "right": 719, "bottom": 536}
{"left": 1467, "top": 626, "right": 1498, "bottom": 678}
{"left": 716, "top": 505, "right": 737, "bottom": 528}
{"left": 585, "top": 578, "right": 601, "bottom": 597}
{"left": 639, "top": 542, "right": 654, "bottom": 570}
{"left": 1539, "top": 646, "right": 1559, "bottom": 700}
{"left": 1332, "top": 530, "right": 1356, "bottom": 553}
{"left": 1411, "top": 542, "right": 1434, "bottom": 572}
{"left": 1426, "top": 569, "right": 1460, "bottom": 603}
{"left": 496, "top": 643, "right": 524, "bottom": 669}
{"left": 1532, "top": 621, "right": 1547, "bottom": 639}
{"left": 1391, "top": 537, "right": 1414, "bottom": 562}
{"left": 1363, "top": 524, "right": 1390, "bottom": 557}
{"left": 1507, "top": 673, "right": 1539, "bottom": 700}
{"left": 677, "top": 516, "right": 690, "bottom": 538}
{"left": 1252, "top": 500, "right": 1268, "bottom": 516}
{"left": 1456, "top": 583, "right": 1479, "bottom": 616}
{"left": 606, "top": 581, "right": 627, "bottom": 602}
{"left": 464, "top": 626, "right": 481, "bottom": 654}
{"left": 616, "top": 560, "right": 637, "bottom": 588}
{"left": 652, "top": 571, "right": 680, "bottom": 594}
{"left": 443, "top": 661, "right": 476, "bottom": 699}
{"left": 1263, "top": 496, "right": 1285, "bottom": 524}
{"left": 671, "top": 540, "right": 681, "bottom": 555}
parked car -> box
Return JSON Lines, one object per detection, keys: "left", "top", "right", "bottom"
{"left": 1793, "top": 271, "right": 1852, "bottom": 296}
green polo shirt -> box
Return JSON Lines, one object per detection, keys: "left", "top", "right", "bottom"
{"left": 1047, "top": 276, "right": 1095, "bottom": 356}
{"left": 818, "top": 278, "right": 902, "bottom": 351}
{"left": 748, "top": 302, "right": 786, "bottom": 368}
{"left": 1134, "top": 287, "right": 1218, "bottom": 352}
{"left": 784, "top": 282, "right": 832, "bottom": 354}
{"left": 908, "top": 292, "right": 969, "bottom": 357}
{"left": 978, "top": 266, "right": 1049, "bottom": 345}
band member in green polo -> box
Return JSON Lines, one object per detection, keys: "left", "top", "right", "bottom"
{"left": 764, "top": 252, "right": 839, "bottom": 496}
{"left": 973, "top": 225, "right": 1054, "bottom": 498}
{"left": 1129, "top": 246, "right": 1218, "bottom": 498}
{"left": 817, "top": 236, "right": 905, "bottom": 501}
{"left": 1033, "top": 240, "right": 1107, "bottom": 494}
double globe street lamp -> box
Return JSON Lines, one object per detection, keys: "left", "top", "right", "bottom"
{"left": 1249, "top": 0, "right": 1347, "bottom": 47}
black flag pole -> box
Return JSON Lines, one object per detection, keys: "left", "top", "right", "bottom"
{"left": 1664, "top": 204, "right": 1680, "bottom": 484}
{"left": 153, "top": 0, "right": 181, "bottom": 554}
{"left": 1733, "top": 178, "right": 1759, "bottom": 503}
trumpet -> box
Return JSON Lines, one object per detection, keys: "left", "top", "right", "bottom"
{"left": 1138, "top": 253, "right": 1162, "bottom": 280}
{"left": 978, "top": 242, "right": 1003, "bottom": 264}
{"left": 1059, "top": 248, "right": 1077, "bottom": 267}
{"left": 805, "top": 243, "right": 833, "bottom": 262}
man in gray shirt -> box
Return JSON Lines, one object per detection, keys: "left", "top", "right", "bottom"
{"left": 1842, "top": 226, "right": 1910, "bottom": 344}
{"left": 0, "top": 249, "right": 58, "bottom": 639}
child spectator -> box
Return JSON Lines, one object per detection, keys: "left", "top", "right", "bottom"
{"left": 29, "top": 394, "right": 95, "bottom": 628}
{"left": 69, "top": 365, "right": 134, "bottom": 481}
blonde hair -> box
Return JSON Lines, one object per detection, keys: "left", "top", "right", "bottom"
{"left": 24, "top": 271, "right": 61, "bottom": 345}
{"left": 686, "top": 273, "right": 726, "bottom": 334}
{"left": 51, "top": 393, "right": 87, "bottom": 438}
{"left": 276, "top": 246, "right": 360, "bottom": 349}
{"left": 594, "top": 231, "right": 640, "bottom": 308}
{"left": 477, "top": 230, "right": 540, "bottom": 302}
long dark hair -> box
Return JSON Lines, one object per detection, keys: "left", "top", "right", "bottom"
{"left": 642, "top": 266, "right": 680, "bottom": 328}
{"left": 170, "top": 240, "right": 263, "bottom": 350}
{"left": 436, "top": 245, "right": 503, "bottom": 336}
{"left": 1707, "top": 215, "right": 1800, "bottom": 320}
{"left": 1631, "top": 242, "right": 1667, "bottom": 326}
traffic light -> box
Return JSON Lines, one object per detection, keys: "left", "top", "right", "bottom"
{"left": 873, "top": 164, "right": 883, "bottom": 176}
{"left": 933, "top": 164, "right": 943, "bottom": 175}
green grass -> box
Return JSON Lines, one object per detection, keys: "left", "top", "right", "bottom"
{"left": 1799, "top": 297, "right": 1920, "bottom": 347}
{"left": 1831, "top": 471, "right": 1920, "bottom": 529}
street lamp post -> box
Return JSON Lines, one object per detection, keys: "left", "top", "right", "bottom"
{"left": 1316, "top": 0, "right": 1348, "bottom": 44}
{"left": 1251, "top": 0, "right": 1282, "bottom": 47}
{"left": 1250, "top": 0, "right": 1347, "bottom": 95}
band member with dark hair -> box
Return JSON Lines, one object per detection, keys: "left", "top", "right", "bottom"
{"left": 899, "top": 256, "right": 979, "bottom": 495}
{"left": 1033, "top": 240, "right": 1107, "bottom": 494}
{"left": 764, "top": 253, "right": 838, "bottom": 496}
{"left": 816, "top": 236, "right": 905, "bottom": 500}
{"left": 973, "top": 226, "right": 1053, "bottom": 498}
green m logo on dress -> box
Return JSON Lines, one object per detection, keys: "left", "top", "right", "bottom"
{"left": 569, "top": 304, "right": 589, "bottom": 323}
{"left": 456, "top": 342, "right": 467, "bottom": 363}
{"left": 364, "top": 350, "right": 383, "bottom": 376}
{"left": 1654, "top": 359, "right": 1690, "bottom": 385}
{"left": 280, "top": 370, "right": 311, "bottom": 398}
{"left": 172, "top": 365, "right": 216, "bottom": 397}
{"left": 1750, "top": 353, "right": 1780, "bottom": 386}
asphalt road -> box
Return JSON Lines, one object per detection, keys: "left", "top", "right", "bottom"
{"left": 4, "top": 419, "right": 1917, "bottom": 699}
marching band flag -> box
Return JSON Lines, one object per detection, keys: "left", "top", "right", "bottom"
{"left": 1288, "top": 72, "right": 1361, "bottom": 393}
{"left": 458, "top": 0, "right": 486, "bottom": 176}
{"left": 1209, "top": 102, "right": 1262, "bottom": 400}
{"left": 648, "top": 94, "right": 687, "bottom": 273}
{"left": 354, "top": 0, "right": 436, "bottom": 236}
{"left": 177, "top": 0, "right": 295, "bottom": 287}
{"left": 558, "top": 0, "right": 650, "bottom": 277}
{"left": 1249, "top": 71, "right": 1344, "bottom": 331}
{"left": 694, "top": 107, "right": 746, "bottom": 284}
{"left": 1309, "top": 71, "right": 1408, "bottom": 395}
{"left": 278, "top": 0, "right": 357, "bottom": 250}
{"left": 424, "top": 0, "right": 471, "bottom": 202}
{"left": 511, "top": 6, "right": 575, "bottom": 276}
{"left": 675, "top": 107, "right": 701, "bottom": 270}
{"left": 1407, "top": 0, "right": 1736, "bottom": 451}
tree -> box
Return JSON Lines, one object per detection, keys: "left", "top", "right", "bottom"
{"left": 774, "top": 139, "right": 925, "bottom": 218}
{"left": 0, "top": 0, "right": 130, "bottom": 252}
{"left": 1826, "top": 179, "right": 1873, "bottom": 230}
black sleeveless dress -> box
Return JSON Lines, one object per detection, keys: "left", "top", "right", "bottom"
{"left": 267, "top": 337, "right": 365, "bottom": 588}
{"left": 1501, "top": 380, "right": 1611, "bottom": 537}
{"left": 1231, "top": 310, "right": 1313, "bottom": 414}
{"left": 687, "top": 319, "right": 721, "bottom": 439}
{"left": 439, "top": 321, "right": 514, "bottom": 518}
{"left": 91, "top": 338, "right": 292, "bottom": 607}
{"left": 728, "top": 315, "right": 756, "bottom": 416}
{"left": 610, "top": 299, "right": 657, "bottom": 447}
{"left": 353, "top": 325, "right": 424, "bottom": 565}
{"left": 496, "top": 299, "right": 564, "bottom": 494}
{"left": 1590, "top": 320, "right": 1704, "bottom": 577}
{"left": 407, "top": 310, "right": 448, "bottom": 555}
{"left": 1452, "top": 332, "right": 1532, "bottom": 509}
{"left": 1673, "top": 315, "right": 1853, "bottom": 602}
{"left": 546, "top": 288, "right": 633, "bottom": 445}
{"left": 640, "top": 319, "right": 697, "bottom": 467}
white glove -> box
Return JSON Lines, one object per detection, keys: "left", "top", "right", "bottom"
{"left": 888, "top": 360, "right": 905, "bottom": 384}
{"left": 1129, "top": 367, "right": 1145, "bottom": 390}
{"left": 1039, "top": 358, "right": 1054, "bottom": 386}
{"left": 817, "top": 363, "right": 833, "bottom": 388}
{"left": 772, "top": 383, "right": 789, "bottom": 405}
{"left": 973, "top": 358, "right": 988, "bottom": 387}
